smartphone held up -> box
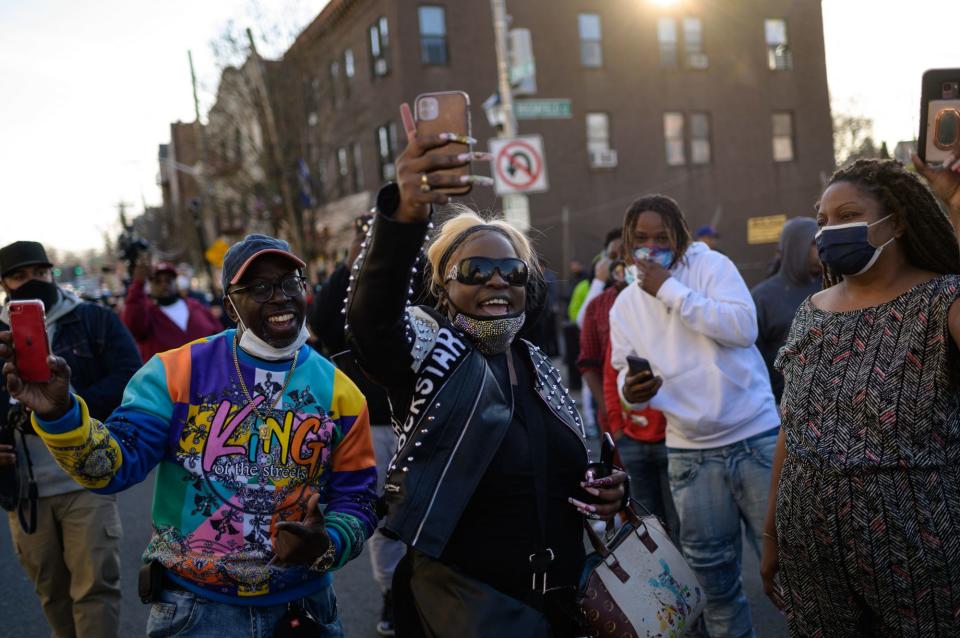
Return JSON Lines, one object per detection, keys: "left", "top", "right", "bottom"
{"left": 414, "top": 91, "right": 473, "bottom": 195}
{"left": 919, "top": 68, "right": 960, "bottom": 167}
{"left": 8, "top": 300, "right": 52, "bottom": 383}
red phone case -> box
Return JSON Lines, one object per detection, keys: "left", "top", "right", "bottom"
{"left": 9, "top": 300, "right": 52, "bottom": 383}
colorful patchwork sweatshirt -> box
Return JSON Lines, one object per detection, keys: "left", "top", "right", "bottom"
{"left": 32, "top": 329, "right": 378, "bottom": 605}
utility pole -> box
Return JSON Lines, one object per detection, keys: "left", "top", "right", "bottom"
{"left": 490, "top": 0, "right": 530, "bottom": 232}
{"left": 187, "top": 50, "right": 216, "bottom": 290}
{"left": 245, "top": 28, "right": 305, "bottom": 259}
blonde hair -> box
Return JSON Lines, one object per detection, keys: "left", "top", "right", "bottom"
{"left": 426, "top": 204, "right": 540, "bottom": 297}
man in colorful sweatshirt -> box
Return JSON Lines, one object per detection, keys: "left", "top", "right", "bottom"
{"left": 1, "top": 234, "right": 377, "bottom": 637}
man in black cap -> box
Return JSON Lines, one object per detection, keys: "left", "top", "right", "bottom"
{"left": 0, "top": 240, "right": 141, "bottom": 638}
{"left": 1, "top": 235, "right": 376, "bottom": 638}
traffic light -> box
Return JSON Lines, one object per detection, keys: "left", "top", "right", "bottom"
{"left": 52, "top": 267, "right": 62, "bottom": 278}
{"left": 73, "top": 265, "right": 84, "bottom": 276}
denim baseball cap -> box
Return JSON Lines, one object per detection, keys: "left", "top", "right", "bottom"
{"left": 221, "top": 235, "right": 305, "bottom": 290}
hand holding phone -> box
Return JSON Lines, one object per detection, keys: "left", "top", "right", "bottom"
{"left": 919, "top": 69, "right": 960, "bottom": 167}
{"left": 0, "top": 311, "right": 73, "bottom": 421}
{"left": 623, "top": 354, "right": 661, "bottom": 404}
{"left": 392, "top": 99, "right": 493, "bottom": 223}
{"left": 9, "top": 301, "right": 51, "bottom": 383}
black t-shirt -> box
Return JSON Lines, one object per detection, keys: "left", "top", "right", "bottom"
{"left": 440, "top": 346, "right": 587, "bottom": 602}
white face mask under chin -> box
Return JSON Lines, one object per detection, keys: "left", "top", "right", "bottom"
{"left": 229, "top": 297, "right": 308, "bottom": 361}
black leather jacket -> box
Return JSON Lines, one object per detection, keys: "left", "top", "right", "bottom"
{"left": 346, "top": 192, "right": 587, "bottom": 559}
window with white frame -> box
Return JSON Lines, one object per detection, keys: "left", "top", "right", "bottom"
{"left": 376, "top": 122, "right": 397, "bottom": 181}
{"left": 578, "top": 13, "right": 603, "bottom": 67}
{"left": 369, "top": 16, "right": 389, "bottom": 77}
{"left": 418, "top": 6, "right": 448, "bottom": 65}
{"left": 683, "top": 17, "right": 708, "bottom": 69}
{"left": 329, "top": 60, "right": 340, "bottom": 108}
{"left": 772, "top": 112, "right": 795, "bottom": 161}
{"left": 664, "top": 112, "right": 685, "bottom": 165}
{"left": 765, "top": 19, "right": 792, "bottom": 70}
{"left": 690, "top": 113, "right": 711, "bottom": 164}
{"left": 657, "top": 17, "right": 678, "bottom": 68}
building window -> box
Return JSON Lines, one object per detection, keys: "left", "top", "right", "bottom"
{"left": 337, "top": 147, "right": 349, "bottom": 195}
{"left": 689, "top": 113, "right": 711, "bottom": 164}
{"left": 418, "top": 6, "right": 448, "bottom": 65}
{"left": 586, "top": 112, "right": 617, "bottom": 168}
{"left": 682, "top": 17, "right": 708, "bottom": 69}
{"left": 376, "top": 122, "right": 397, "bottom": 181}
{"left": 329, "top": 60, "right": 340, "bottom": 108}
{"left": 664, "top": 112, "right": 685, "bottom": 165}
{"left": 578, "top": 13, "right": 602, "bottom": 67}
{"left": 344, "top": 49, "right": 355, "bottom": 79}
{"left": 657, "top": 18, "right": 677, "bottom": 68}
{"left": 351, "top": 143, "right": 364, "bottom": 192}
{"left": 765, "top": 19, "right": 792, "bottom": 70}
{"left": 369, "top": 16, "right": 389, "bottom": 77}
{"left": 772, "top": 112, "right": 795, "bottom": 161}
{"left": 659, "top": 17, "right": 707, "bottom": 69}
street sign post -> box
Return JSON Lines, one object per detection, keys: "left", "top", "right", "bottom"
{"left": 514, "top": 99, "right": 572, "bottom": 120}
{"left": 490, "top": 135, "right": 549, "bottom": 196}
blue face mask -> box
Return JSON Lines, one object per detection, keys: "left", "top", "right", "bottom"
{"left": 815, "top": 215, "right": 894, "bottom": 276}
{"left": 634, "top": 247, "right": 674, "bottom": 269}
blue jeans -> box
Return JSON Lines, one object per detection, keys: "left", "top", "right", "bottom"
{"left": 616, "top": 437, "right": 680, "bottom": 543}
{"left": 668, "top": 429, "right": 777, "bottom": 638}
{"left": 146, "top": 584, "right": 343, "bottom": 638}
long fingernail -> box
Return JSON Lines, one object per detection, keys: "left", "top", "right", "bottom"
{"left": 568, "top": 497, "right": 596, "bottom": 512}
{"left": 457, "top": 152, "right": 493, "bottom": 162}
{"left": 459, "top": 175, "right": 494, "bottom": 186}
{"left": 441, "top": 133, "right": 477, "bottom": 144}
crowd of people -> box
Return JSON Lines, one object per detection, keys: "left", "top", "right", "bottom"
{"left": 0, "top": 97, "right": 959, "bottom": 638}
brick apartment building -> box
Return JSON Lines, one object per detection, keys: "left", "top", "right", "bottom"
{"left": 207, "top": 0, "right": 835, "bottom": 284}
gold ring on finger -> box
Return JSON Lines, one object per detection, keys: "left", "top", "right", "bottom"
{"left": 419, "top": 173, "right": 431, "bottom": 193}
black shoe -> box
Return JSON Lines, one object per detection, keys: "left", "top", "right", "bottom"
{"left": 376, "top": 589, "right": 395, "bottom": 637}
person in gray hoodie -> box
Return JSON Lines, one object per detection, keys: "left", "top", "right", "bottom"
{"left": 750, "top": 218, "right": 822, "bottom": 404}
{"left": 0, "top": 240, "right": 141, "bottom": 638}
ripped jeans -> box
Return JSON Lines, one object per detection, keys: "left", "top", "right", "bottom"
{"left": 667, "top": 428, "right": 777, "bottom": 638}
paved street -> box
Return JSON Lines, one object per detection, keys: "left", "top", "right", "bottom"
{"left": 2, "top": 466, "right": 786, "bottom": 637}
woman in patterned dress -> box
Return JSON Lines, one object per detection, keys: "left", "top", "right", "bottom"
{"left": 760, "top": 155, "right": 960, "bottom": 636}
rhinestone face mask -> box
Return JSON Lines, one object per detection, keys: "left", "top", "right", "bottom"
{"left": 451, "top": 308, "right": 526, "bottom": 355}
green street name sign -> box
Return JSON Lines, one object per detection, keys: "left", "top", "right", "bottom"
{"left": 514, "top": 99, "right": 572, "bottom": 120}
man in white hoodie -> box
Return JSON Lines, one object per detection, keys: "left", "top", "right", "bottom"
{"left": 609, "top": 196, "right": 779, "bottom": 638}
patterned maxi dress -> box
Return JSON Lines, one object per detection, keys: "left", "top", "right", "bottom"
{"left": 775, "top": 275, "right": 960, "bottom": 637}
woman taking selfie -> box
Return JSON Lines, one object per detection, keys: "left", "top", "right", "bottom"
{"left": 346, "top": 104, "right": 627, "bottom": 637}
{"left": 762, "top": 155, "right": 960, "bottom": 636}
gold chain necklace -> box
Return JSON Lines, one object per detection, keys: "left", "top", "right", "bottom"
{"left": 232, "top": 335, "right": 300, "bottom": 432}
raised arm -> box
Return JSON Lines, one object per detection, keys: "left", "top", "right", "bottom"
{"left": 346, "top": 102, "right": 490, "bottom": 393}
{"left": 653, "top": 252, "right": 758, "bottom": 347}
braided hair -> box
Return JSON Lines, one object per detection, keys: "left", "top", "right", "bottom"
{"left": 821, "top": 159, "right": 960, "bottom": 288}
{"left": 621, "top": 194, "right": 692, "bottom": 269}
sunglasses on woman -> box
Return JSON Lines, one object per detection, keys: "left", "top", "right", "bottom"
{"left": 445, "top": 257, "right": 529, "bottom": 287}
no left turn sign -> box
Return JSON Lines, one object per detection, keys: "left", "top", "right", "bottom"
{"left": 489, "top": 135, "right": 549, "bottom": 196}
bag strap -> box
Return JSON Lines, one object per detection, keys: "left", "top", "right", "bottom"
{"left": 16, "top": 429, "right": 37, "bottom": 534}
{"left": 507, "top": 352, "right": 554, "bottom": 593}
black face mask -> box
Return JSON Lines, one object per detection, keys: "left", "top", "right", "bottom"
{"left": 155, "top": 294, "right": 181, "bottom": 306}
{"left": 10, "top": 279, "right": 59, "bottom": 312}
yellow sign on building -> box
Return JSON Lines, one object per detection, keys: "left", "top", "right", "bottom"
{"left": 747, "top": 214, "right": 787, "bottom": 245}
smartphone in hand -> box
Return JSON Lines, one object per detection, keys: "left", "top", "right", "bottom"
{"left": 626, "top": 355, "right": 652, "bottom": 377}
{"left": 919, "top": 68, "right": 960, "bottom": 167}
{"left": 9, "top": 300, "right": 51, "bottom": 383}
{"left": 414, "top": 91, "right": 472, "bottom": 195}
